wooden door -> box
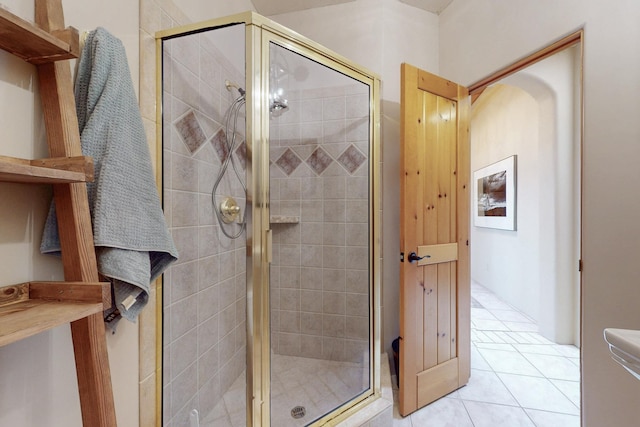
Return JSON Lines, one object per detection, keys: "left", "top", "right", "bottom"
{"left": 399, "top": 63, "right": 471, "bottom": 416}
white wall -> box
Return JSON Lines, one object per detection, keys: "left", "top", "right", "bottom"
{"left": 471, "top": 84, "right": 541, "bottom": 324}
{"left": 269, "top": 0, "right": 439, "bottom": 355}
{"left": 0, "top": 1, "right": 139, "bottom": 426}
{"left": 172, "top": 0, "right": 255, "bottom": 22}
{"left": 441, "top": 0, "right": 640, "bottom": 425}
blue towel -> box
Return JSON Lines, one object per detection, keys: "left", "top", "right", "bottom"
{"left": 41, "top": 27, "right": 178, "bottom": 328}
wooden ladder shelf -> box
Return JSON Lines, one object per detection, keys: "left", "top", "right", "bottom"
{"left": 0, "top": 0, "right": 117, "bottom": 426}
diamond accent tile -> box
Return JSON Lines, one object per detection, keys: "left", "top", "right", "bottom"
{"left": 337, "top": 144, "right": 366, "bottom": 174}
{"left": 211, "top": 128, "right": 229, "bottom": 162}
{"left": 306, "top": 147, "right": 333, "bottom": 175}
{"left": 276, "top": 148, "right": 302, "bottom": 176}
{"left": 174, "top": 110, "right": 206, "bottom": 153}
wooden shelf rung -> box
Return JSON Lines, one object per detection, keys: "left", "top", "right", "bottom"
{"left": 0, "top": 154, "right": 93, "bottom": 184}
{"left": 0, "top": 299, "right": 103, "bottom": 347}
{"left": 0, "top": 281, "right": 110, "bottom": 347}
{"left": 0, "top": 6, "right": 79, "bottom": 64}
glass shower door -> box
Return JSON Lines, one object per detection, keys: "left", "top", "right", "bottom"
{"left": 161, "top": 23, "right": 249, "bottom": 427}
{"left": 267, "top": 41, "right": 372, "bottom": 426}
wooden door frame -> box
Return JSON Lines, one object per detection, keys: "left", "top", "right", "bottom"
{"left": 467, "top": 27, "right": 584, "bottom": 416}
{"left": 468, "top": 30, "right": 583, "bottom": 101}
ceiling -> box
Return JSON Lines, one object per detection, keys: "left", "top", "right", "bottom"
{"left": 252, "top": 0, "right": 454, "bottom": 16}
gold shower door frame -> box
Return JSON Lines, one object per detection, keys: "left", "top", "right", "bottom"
{"left": 156, "top": 12, "right": 381, "bottom": 427}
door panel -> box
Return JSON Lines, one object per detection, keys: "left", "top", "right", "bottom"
{"left": 399, "top": 63, "right": 470, "bottom": 416}
{"left": 416, "top": 243, "right": 458, "bottom": 266}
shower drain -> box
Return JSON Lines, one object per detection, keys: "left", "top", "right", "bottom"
{"left": 291, "top": 405, "right": 306, "bottom": 419}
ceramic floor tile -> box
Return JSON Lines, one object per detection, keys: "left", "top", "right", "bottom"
{"left": 508, "top": 332, "right": 543, "bottom": 345}
{"left": 492, "top": 331, "right": 519, "bottom": 344}
{"left": 201, "top": 405, "right": 230, "bottom": 426}
{"left": 490, "top": 309, "right": 533, "bottom": 323}
{"left": 391, "top": 384, "right": 413, "bottom": 426}
{"left": 229, "top": 410, "right": 246, "bottom": 427}
{"left": 409, "top": 397, "right": 474, "bottom": 427}
{"left": 553, "top": 344, "right": 580, "bottom": 358}
{"left": 474, "top": 342, "right": 515, "bottom": 352}
{"left": 525, "top": 408, "right": 581, "bottom": 427}
{"left": 457, "top": 369, "right": 519, "bottom": 406}
{"left": 471, "top": 307, "right": 498, "bottom": 320}
{"left": 477, "top": 348, "right": 543, "bottom": 377}
{"left": 498, "top": 373, "right": 579, "bottom": 415}
{"left": 471, "top": 330, "right": 493, "bottom": 343}
{"left": 511, "top": 332, "right": 550, "bottom": 345}
{"left": 521, "top": 353, "right": 581, "bottom": 381}
{"left": 391, "top": 399, "right": 412, "bottom": 427}
{"left": 471, "top": 345, "right": 492, "bottom": 371}
{"left": 463, "top": 400, "right": 535, "bottom": 427}
{"left": 550, "top": 379, "right": 581, "bottom": 407}
{"left": 223, "top": 378, "right": 246, "bottom": 416}
{"left": 503, "top": 321, "right": 539, "bottom": 332}
{"left": 513, "top": 343, "right": 562, "bottom": 356}
{"left": 200, "top": 414, "right": 232, "bottom": 427}
{"left": 473, "top": 297, "right": 513, "bottom": 311}
{"left": 473, "top": 318, "right": 511, "bottom": 331}
{"left": 483, "top": 331, "right": 508, "bottom": 343}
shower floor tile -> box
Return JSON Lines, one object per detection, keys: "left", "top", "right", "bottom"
{"left": 200, "top": 354, "right": 368, "bottom": 427}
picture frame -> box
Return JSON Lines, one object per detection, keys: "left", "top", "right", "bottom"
{"left": 473, "top": 155, "right": 517, "bottom": 230}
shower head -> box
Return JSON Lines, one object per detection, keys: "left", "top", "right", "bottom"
{"left": 269, "top": 88, "right": 289, "bottom": 117}
{"left": 270, "top": 99, "right": 289, "bottom": 116}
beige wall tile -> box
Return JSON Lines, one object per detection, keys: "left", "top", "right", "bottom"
{"left": 323, "top": 314, "right": 345, "bottom": 338}
{"left": 323, "top": 245, "right": 346, "bottom": 269}
{"left": 171, "top": 260, "right": 198, "bottom": 302}
{"left": 346, "top": 293, "right": 369, "bottom": 317}
{"left": 301, "top": 290, "right": 323, "bottom": 313}
{"left": 301, "top": 312, "right": 323, "bottom": 335}
{"left": 323, "top": 268, "right": 346, "bottom": 292}
{"left": 170, "top": 329, "right": 198, "bottom": 379}
{"left": 196, "top": 283, "right": 220, "bottom": 322}
{"left": 197, "top": 314, "right": 219, "bottom": 355}
{"left": 300, "top": 267, "right": 323, "bottom": 290}
{"left": 323, "top": 291, "right": 346, "bottom": 315}
{"left": 170, "top": 294, "right": 198, "bottom": 340}
{"left": 280, "top": 310, "right": 301, "bottom": 333}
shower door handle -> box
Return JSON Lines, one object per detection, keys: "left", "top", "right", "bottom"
{"left": 266, "top": 229, "right": 273, "bottom": 264}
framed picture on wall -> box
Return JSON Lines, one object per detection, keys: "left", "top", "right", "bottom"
{"left": 473, "top": 155, "right": 517, "bottom": 230}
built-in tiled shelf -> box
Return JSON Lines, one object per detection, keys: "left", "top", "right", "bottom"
{"left": 269, "top": 215, "right": 300, "bottom": 224}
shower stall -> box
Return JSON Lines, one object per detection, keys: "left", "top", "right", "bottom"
{"left": 158, "top": 13, "right": 380, "bottom": 427}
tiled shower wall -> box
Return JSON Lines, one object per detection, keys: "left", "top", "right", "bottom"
{"left": 162, "top": 28, "right": 247, "bottom": 425}
{"left": 270, "top": 83, "right": 371, "bottom": 364}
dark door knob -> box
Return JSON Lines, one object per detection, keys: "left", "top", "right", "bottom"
{"left": 408, "top": 252, "right": 430, "bottom": 263}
